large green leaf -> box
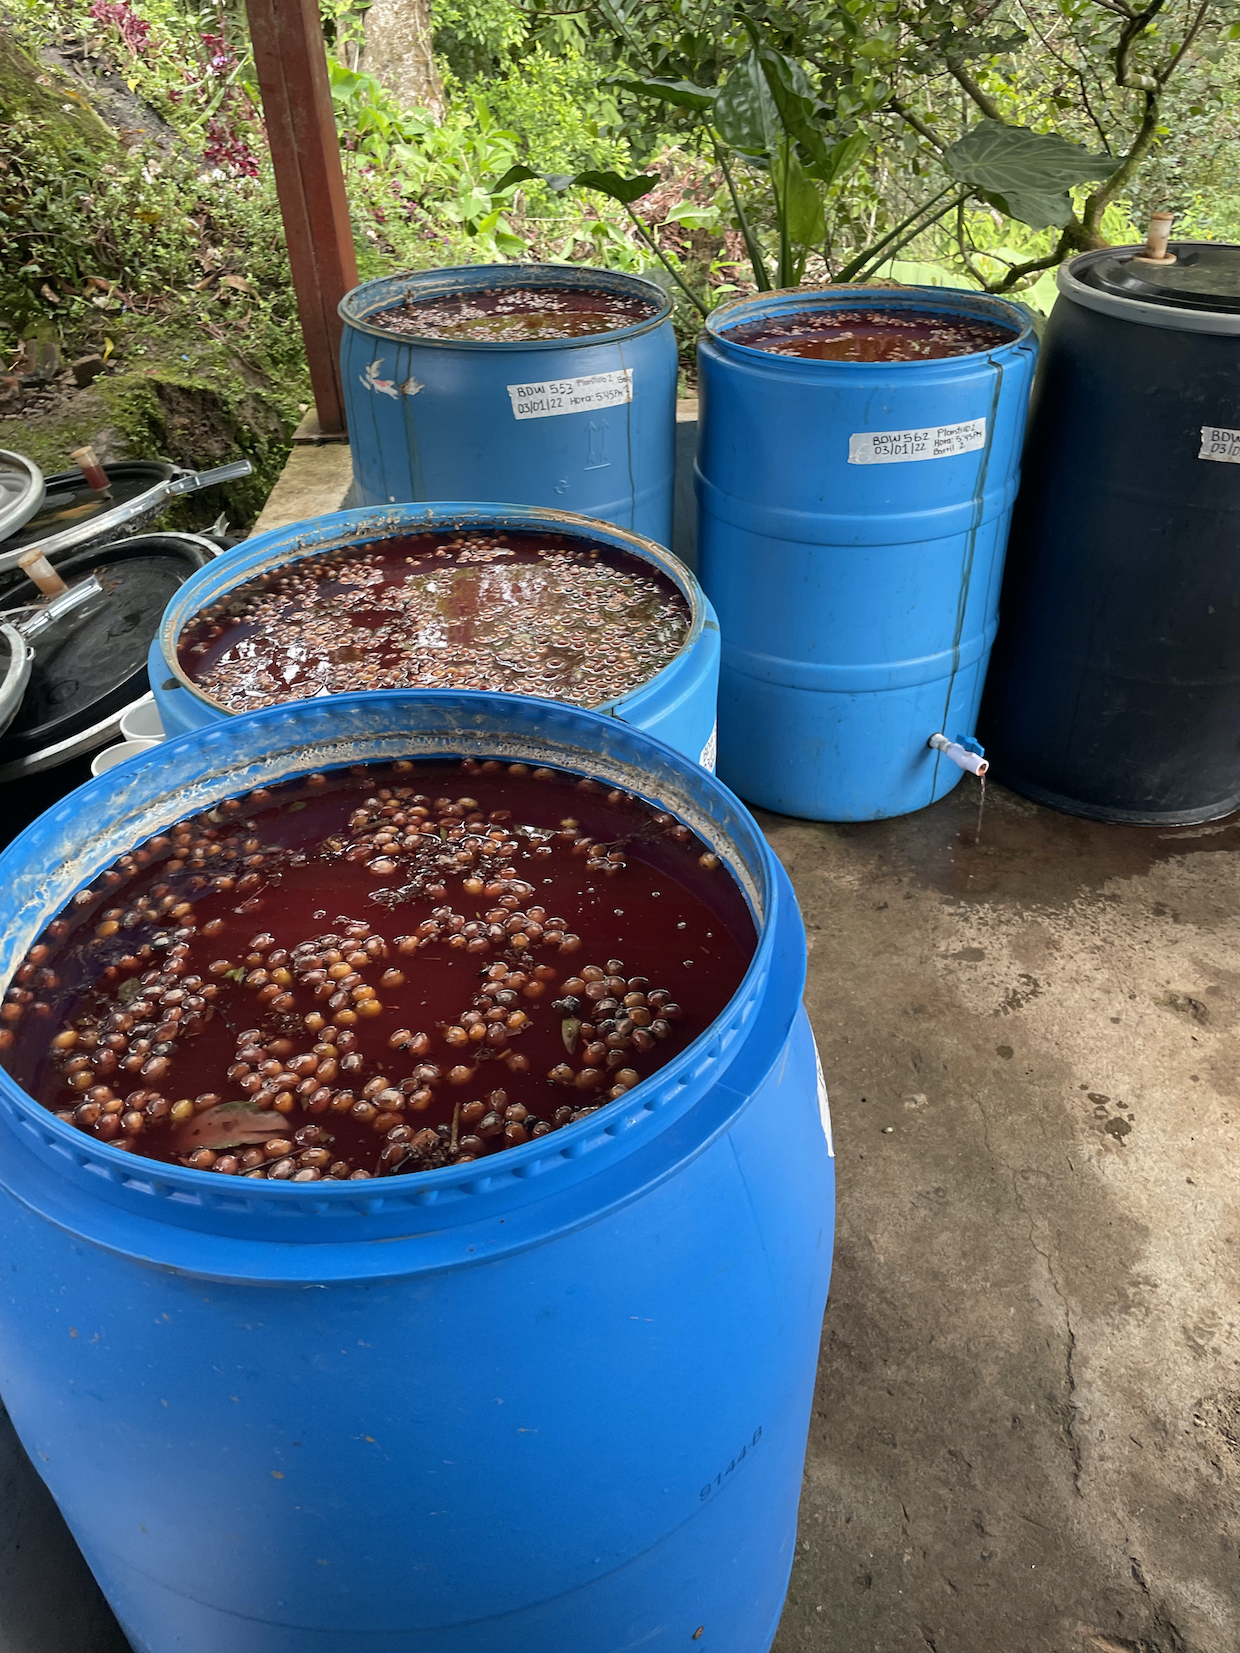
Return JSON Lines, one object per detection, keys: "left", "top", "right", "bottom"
{"left": 606, "top": 75, "right": 717, "bottom": 112}
{"left": 714, "top": 51, "right": 779, "bottom": 155}
{"left": 808, "top": 131, "right": 868, "bottom": 189}
{"left": 978, "top": 186, "right": 1075, "bottom": 230}
{"left": 571, "top": 169, "right": 660, "bottom": 205}
{"left": 739, "top": 22, "right": 831, "bottom": 167}
{"left": 492, "top": 165, "right": 656, "bottom": 205}
{"left": 942, "top": 121, "right": 1120, "bottom": 229}
{"left": 943, "top": 120, "right": 1119, "bottom": 196}
{"left": 774, "top": 147, "right": 825, "bottom": 248}
{"left": 493, "top": 164, "right": 541, "bottom": 192}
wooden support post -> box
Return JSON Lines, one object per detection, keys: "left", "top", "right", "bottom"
{"left": 245, "top": 0, "right": 358, "bottom": 435}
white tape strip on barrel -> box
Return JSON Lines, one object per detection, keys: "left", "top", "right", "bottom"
{"left": 812, "top": 1038, "right": 834, "bottom": 1157}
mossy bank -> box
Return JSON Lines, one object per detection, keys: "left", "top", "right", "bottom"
{"left": 1, "top": 28, "right": 308, "bottom": 528}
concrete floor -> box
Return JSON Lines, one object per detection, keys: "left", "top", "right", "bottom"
{"left": 2, "top": 777, "right": 1237, "bottom": 1651}
{"left": 770, "top": 779, "right": 1240, "bottom": 1653}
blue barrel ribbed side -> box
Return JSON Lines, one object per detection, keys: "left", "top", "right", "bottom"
{"left": 695, "top": 286, "right": 1037, "bottom": 821}
{"left": 339, "top": 265, "right": 677, "bottom": 545}
{"left": 149, "top": 504, "right": 720, "bottom": 769}
{"left": 0, "top": 690, "right": 832, "bottom": 1653}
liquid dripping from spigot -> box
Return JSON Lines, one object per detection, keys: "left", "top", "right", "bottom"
{"left": 974, "top": 772, "right": 987, "bottom": 845}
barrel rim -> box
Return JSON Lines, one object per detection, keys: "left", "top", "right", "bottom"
{"left": 703, "top": 283, "right": 1036, "bottom": 367}
{"left": 0, "top": 691, "right": 795, "bottom": 1241}
{"left": 339, "top": 262, "right": 674, "bottom": 351}
{"left": 155, "top": 503, "right": 708, "bottom": 727}
{"left": 1058, "top": 241, "right": 1240, "bottom": 335}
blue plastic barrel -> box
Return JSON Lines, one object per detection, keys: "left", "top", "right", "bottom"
{"left": 0, "top": 690, "right": 832, "bottom": 1653}
{"left": 149, "top": 504, "right": 720, "bottom": 768}
{"left": 695, "top": 286, "right": 1038, "bottom": 820}
{"left": 339, "top": 265, "right": 677, "bottom": 544}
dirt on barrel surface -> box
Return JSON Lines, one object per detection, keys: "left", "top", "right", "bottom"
{"left": 371, "top": 286, "right": 659, "bottom": 342}
{"left": 177, "top": 529, "right": 691, "bottom": 711}
{"left": 725, "top": 306, "right": 1017, "bottom": 361}
{"left": 3, "top": 759, "right": 754, "bottom": 1184}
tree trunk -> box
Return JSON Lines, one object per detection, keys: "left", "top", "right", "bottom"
{"left": 361, "top": 0, "right": 445, "bottom": 121}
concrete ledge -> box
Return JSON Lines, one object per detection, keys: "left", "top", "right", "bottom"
{"left": 248, "top": 442, "right": 354, "bottom": 538}
{"left": 248, "top": 399, "right": 702, "bottom": 564}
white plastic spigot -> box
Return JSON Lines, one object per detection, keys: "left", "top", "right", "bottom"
{"left": 929, "top": 732, "right": 989, "bottom": 777}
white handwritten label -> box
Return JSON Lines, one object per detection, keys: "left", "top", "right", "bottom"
{"left": 507, "top": 369, "right": 633, "bottom": 421}
{"left": 848, "top": 417, "right": 987, "bottom": 465}
{"left": 813, "top": 1039, "right": 834, "bottom": 1157}
{"left": 1199, "top": 426, "right": 1240, "bottom": 464}
{"left": 699, "top": 720, "right": 717, "bottom": 772}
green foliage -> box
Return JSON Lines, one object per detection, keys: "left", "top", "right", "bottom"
{"left": 5, "top": 0, "right": 1238, "bottom": 393}
{"left": 433, "top": 0, "right": 528, "bottom": 81}
{"left": 329, "top": 59, "right": 529, "bottom": 258}
{"left": 1, "top": 111, "right": 296, "bottom": 345}
{"left": 482, "top": 47, "right": 631, "bottom": 177}
{"left": 940, "top": 122, "right": 1119, "bottom": 231}
{"left": 524, "top": 0, "right": 1240, "bottom": 296}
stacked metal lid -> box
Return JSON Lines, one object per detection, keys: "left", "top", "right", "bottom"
{"left": 0, "top": 448, "right": 251, "bottom": 779}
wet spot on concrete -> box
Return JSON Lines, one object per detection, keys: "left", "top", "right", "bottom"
{"left": 1161, "top": 992, "right": 1209, "bottom": 1024}
{"left": 997, "top": 973, "right": 1042, "bottom": 1014}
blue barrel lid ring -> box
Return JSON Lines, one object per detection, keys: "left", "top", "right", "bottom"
{"left": 339, "top": 262, "right": 673, "bottom": 349}
{"left": 0, "top": 689, "right": 794, "bottom": 1260}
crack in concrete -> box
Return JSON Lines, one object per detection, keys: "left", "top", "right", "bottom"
{"left": 1127, "top": 1555, "right": 1189, "bottom": 1653}
{"left": 972, "top": 1092, "right": 1084, "bottom": 1497}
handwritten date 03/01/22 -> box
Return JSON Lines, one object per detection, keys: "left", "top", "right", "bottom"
{"left": 701, "top": 1427, "right": 763, "bottom": 1500}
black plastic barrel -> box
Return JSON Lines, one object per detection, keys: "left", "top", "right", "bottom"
{"left": 981, "top": 241, "right": 1240, "bottom": 823}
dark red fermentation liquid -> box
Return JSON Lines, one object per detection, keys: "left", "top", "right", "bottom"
{"left": 373, "top": 286, "right": 658, "bottom": 343}
{"left": 177, "top": 530, "right": 690, "bottom": 712}
{"left": 726, "top": 306, "right": 1016, "bottom": 361}
{"left": 2, "top": 761, "right": 753, "bottom": 1182}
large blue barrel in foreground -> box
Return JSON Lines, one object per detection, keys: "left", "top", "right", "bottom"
{"left": 0, "top": 691, "right": 833, "bottom": 1653}
{"left": 340, "top": 265, "right": 677, "bottom": 544}
{"left": 696, "top": 286, "right": 1037, "bottom": 820}
{"left": 150, "top": 504, "right": 720, "bottom": 768}
{"left": 982, "top": 242, "right": 1240, "bottom": 823}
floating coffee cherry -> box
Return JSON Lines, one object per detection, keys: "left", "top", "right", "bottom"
{"left": 371, "top": 286, "right": 658, "bottom": 345}
{"left": 177, "top": 530, "right": 689, "bottom": 715}
{"left": 726, "top": 306, "right": 1016, "bottom": 363}
{"left": 5, "top": 760, "right": 753, "bottom": 1181}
